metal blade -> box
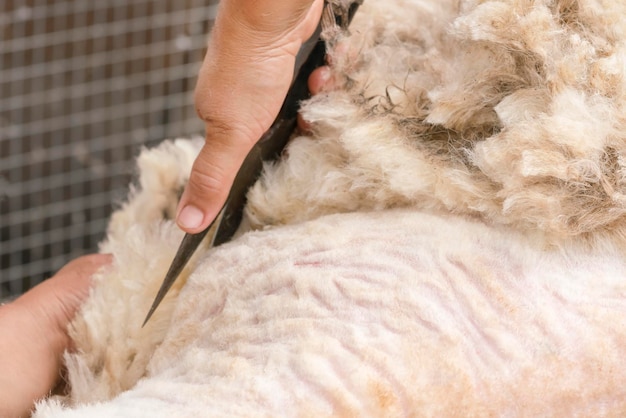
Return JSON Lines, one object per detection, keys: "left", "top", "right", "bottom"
{"left": 142, "top": 0, "right": 362, "bottom": 326}
{"left": 142, "top": 206, "right": 225, "bottom": 326}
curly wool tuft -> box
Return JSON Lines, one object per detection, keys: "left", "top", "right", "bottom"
{"left": 246, "top": 0, "right": 626, "bottom": 242}
{"left": 32, "top": 1, "right": 626, "bottom": 416}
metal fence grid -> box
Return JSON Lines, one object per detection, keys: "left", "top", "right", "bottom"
{"left": 1, "top": 0, "right": 218, "bottom": 298}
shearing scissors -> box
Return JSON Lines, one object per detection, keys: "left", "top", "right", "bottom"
{"left": 143, "top": 0, "right": 362, "bottom": 326}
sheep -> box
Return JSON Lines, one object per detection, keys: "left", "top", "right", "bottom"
{"left": 35, "top": 0, "right": 626, "bottom": 416}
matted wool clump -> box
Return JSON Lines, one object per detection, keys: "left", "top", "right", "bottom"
{"left": 34, "top": 1, "right": 626, "bottom": 417}
{"left": 247, "top": 0, "right": 626, "bottom": 243}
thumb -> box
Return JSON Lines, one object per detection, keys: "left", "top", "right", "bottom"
{"left": 176, "top": 0, "right": 324, "bottom": 234}
{"left": 176, "top": 131, "right": 252, "bottom": 233}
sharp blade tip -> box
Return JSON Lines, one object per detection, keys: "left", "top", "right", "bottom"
{"left": 142, "top": 301, "right": 159, "bottom": 327}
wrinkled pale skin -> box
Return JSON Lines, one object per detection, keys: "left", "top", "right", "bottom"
{"left": 0, "top": 254, "right": 111, "bottom": 418}
{"left": 31, "top": 0, "right": 626, "bottom": 415}
{"left": 177, "top": 0, "right": 325, "bottom": 233}
{"left": 33, "top": 138, "right": 626, "bottom": 417}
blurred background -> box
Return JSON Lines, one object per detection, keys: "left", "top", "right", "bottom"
{"left": 1, "top": 0, "right": 219, "bottom": 299}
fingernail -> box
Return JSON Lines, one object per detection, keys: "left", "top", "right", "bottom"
{"left": 177, "top": 205, "right": 204, "bottom": 230}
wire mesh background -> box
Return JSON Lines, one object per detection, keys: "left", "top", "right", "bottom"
{"left": 1, "top": 0, "right": 218, "bottom": 299}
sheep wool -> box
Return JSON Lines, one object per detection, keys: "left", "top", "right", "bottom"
{"left": 34, "top": 0, "right": 626, "bottom": 417}
{"left": 248, "top": 0, "right": 626, "bottom": 244}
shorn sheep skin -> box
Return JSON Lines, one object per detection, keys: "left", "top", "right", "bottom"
{"left": 35, "top": 0, "right": 626, "bottom": 416}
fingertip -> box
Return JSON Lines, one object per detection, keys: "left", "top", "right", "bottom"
{"left": 308, "top": 66, "right": 332, "bottom": 95}
{"left": 56, "top": 253, "right": 113, "bottom": 278}
{"left": 84, "top": 253, "right": 114, "bottom": 270}
{"left": 176, "top": 184, "right": 217, "bottom": 234}
{"left": 176, "top": 203, "right": 206, "bottom": 233}
{"left": 89, "top": 253, "right": 113, "bottom": 263}
{"left": 176, "top": 137, "right": 248, "bottom": 234}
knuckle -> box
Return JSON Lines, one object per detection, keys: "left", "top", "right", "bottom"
{"left": 187, "top": 158, "right": 228, "bottom": 200}
{"left": 193, "top": 99, "right": 240, "bottom": 141}
{"left": 188, "top": 171, "right": 222, "bottom": 198}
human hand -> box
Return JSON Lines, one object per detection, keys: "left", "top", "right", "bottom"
{"left": 0, "top": 254, "right": 111, "bottom": 418}
{"left": 176, "top": 0, "right": 326, "bottom": 233}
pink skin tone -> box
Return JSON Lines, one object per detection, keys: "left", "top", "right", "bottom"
{"left": 298, "top": 65, "right": 334, "bottom": 131}
{"left": 308, "top": 66, "right": 334, "bottom": 96}
{"left": 1, "top": 3, "right": 339, "bottom": 415}
{"left": 0, "top": 42, "right": 334, "bottom": 418}
{"left": 0, "top": 254, "right": 112, "bottom": 418}
{"left": 177, "top": 0, "right": 327, "bottom": 233}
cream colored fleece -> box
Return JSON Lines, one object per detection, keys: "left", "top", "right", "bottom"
{"left": 34, "top": 0, "right": 626, "bottom": 416}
